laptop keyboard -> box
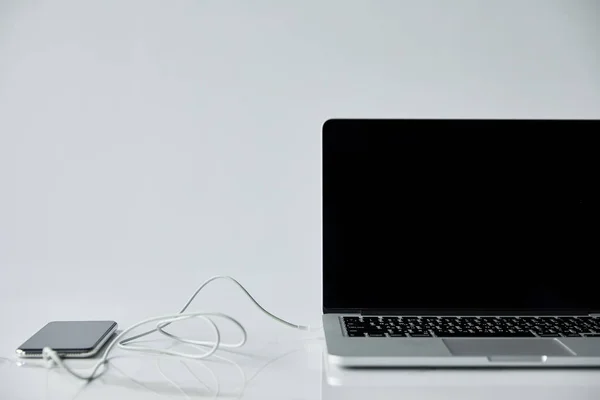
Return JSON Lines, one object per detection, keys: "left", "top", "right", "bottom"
{"left": 342, "top": 316, "right": 600, "bottom": 338}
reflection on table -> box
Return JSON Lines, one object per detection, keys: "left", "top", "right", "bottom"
{"left": 322, "top": 353, "right": 600, "bottom": 400}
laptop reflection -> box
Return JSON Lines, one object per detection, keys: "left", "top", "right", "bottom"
{"left": 321, "top": 354, "right": 600, "bottom": 400}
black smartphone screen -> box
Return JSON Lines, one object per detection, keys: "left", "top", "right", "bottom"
{"left": 17, "top": 321, "right": 117, "bottom": 355}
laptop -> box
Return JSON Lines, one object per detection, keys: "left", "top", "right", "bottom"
{"left": 322, "top": 119, "right": 600, "bottom": 368}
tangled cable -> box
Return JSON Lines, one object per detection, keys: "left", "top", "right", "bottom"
{"left": 41, "top": 275, "right": 314, "bottom": 381}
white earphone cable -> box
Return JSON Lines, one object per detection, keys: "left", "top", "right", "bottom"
{"left": 41, "top": 275, "right": 316, "bottom": 381}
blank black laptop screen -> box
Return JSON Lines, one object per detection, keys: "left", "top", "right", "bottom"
{"left": 323, "top": 119, "right": 600, "bottom": 314}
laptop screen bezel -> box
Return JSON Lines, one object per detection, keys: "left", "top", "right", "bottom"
{"left": 322, "top": 118, "right": 600, "bottom": 316}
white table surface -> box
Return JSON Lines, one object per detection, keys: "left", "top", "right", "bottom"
{"left": 1, "top": 1, "right": 600, "bottom": 398}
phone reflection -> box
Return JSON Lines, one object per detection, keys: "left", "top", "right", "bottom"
{"left": 12, "top": 330, "right": 324, "bottom": 400}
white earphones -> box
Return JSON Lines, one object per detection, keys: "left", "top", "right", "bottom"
{"left": 41, "top": 275, "right": 316, "bottom": 381}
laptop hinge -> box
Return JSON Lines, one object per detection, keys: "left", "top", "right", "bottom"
{"left": 358, "top": 310, "right": 593, "bottom": 316}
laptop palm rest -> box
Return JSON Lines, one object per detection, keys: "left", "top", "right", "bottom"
{"left": 443, "top": 338, "right": 576, "bottom": 359}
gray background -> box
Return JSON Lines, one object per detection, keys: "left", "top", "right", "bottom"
{"left": 1, "top": 0, "right": 599, "bottom": 335}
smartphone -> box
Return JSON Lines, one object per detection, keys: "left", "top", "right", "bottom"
{"left": 16, "top": 320, "right": 118, "bottom": 358}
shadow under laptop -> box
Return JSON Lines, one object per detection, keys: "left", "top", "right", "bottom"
{"left": 322, "top": 355, "right": 600, "bottom": 400}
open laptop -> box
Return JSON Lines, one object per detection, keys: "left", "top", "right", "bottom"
{"left": 322, "top": 119, "right": 600, "bottom": 368}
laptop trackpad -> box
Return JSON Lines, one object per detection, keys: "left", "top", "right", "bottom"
{"left": 443, "top": 339, "right": 575, "bottom": 358}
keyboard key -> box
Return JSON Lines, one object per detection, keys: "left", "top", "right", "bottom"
{"left": 347, "top": 331, "right": 365, "bottom": 337}
{"left": 363, "top": 317, "right": 380, "bottom": 323}
{"left": 436, "top": 331, "right": 536, "bottom": 338}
